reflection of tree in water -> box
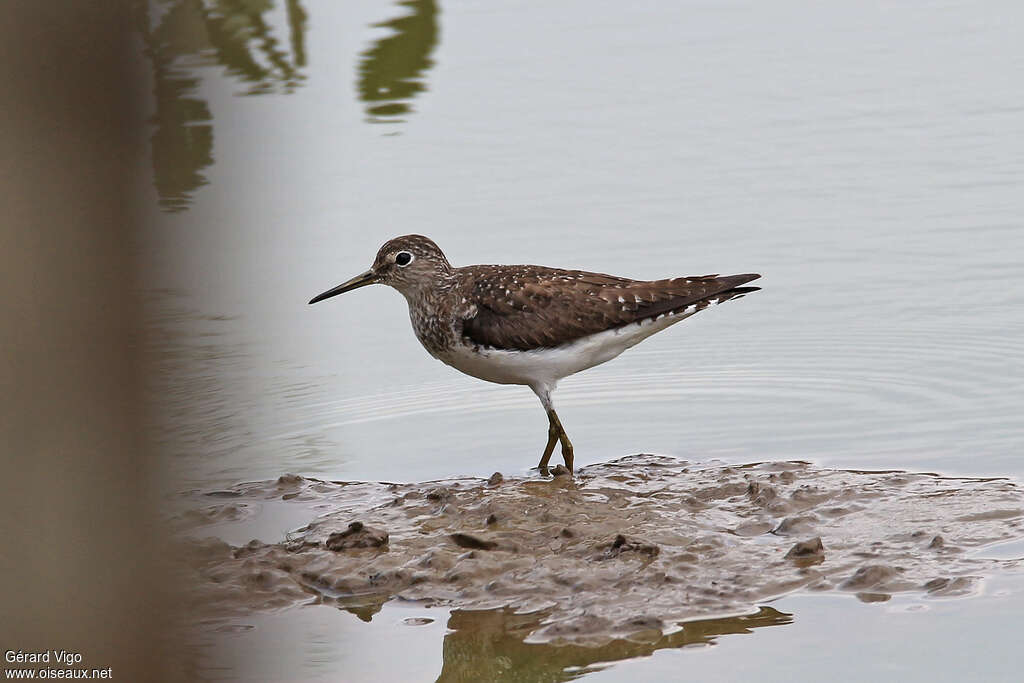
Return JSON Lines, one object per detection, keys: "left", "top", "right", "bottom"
{"left": 358, "top": 0, "right": 438, "bottom": 122}
{"left": 136, "top": 0, "right": 307, "bottom": 212}
{"left": 435, "top": 606, "right": 793, "bottom": 682}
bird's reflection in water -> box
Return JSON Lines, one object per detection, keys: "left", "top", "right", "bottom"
{"left": 136, "top": 0, "right": 308, "bottom": 211}
{"left": 357, "top": 0, "right": 439, "bottom": 123}
{"left": 434, "top": 606, "right": 793, "bottom": 682}
{"left": 323, "top": 597, "right": 792, "bottom": 680}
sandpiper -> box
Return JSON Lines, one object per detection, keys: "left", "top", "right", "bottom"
{"left": 310, "top": 235, "right": 759, "bottom": 475}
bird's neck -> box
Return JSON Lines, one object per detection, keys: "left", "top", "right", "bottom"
{"left": 398, "top": 274, "right": 452, "bottom": 310}
{"left": 401, "top": 276, "right": 458, "bottom": 356}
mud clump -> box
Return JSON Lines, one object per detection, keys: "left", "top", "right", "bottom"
{"left": 325, "top": 521, "right": 388, "bottom": 551}
{"left": 177, "top": 454, "right": 1024, "bottom": 644}
{"left": 599, "top": 534, "right": 660, "bottom": 560}
{"left": 774, "top": 515, "right": 819, "bottom": 536}
{"left": 841, "top": 565, "right": 901, "bottom": 591}
{"left": 785, "top": 537, "right": 825, "bottom": 564}
{"left": 426, "top": 487, "right": 453, "bottom": 502}
{"left": 449, "top": 533, "right": 499, "bottom": 551}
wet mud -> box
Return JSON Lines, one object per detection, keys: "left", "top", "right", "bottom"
{"left": 177, "top": 455, "right": 1024, "bottom": 644}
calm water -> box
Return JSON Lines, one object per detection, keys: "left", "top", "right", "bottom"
{"left": 143, "top": 0, "right": 1024, "bottom": 680}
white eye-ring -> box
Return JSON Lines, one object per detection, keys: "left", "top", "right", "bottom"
{"left": 395, "top": 251, "right": 414, "bottom": 267}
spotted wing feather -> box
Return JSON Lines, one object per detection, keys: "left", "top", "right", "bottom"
{"left": 458, "top": 265, "right": 760, "bottom": 351}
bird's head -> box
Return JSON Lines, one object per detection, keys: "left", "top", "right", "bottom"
{"left": 308, "top": 234, "right": 451, "bottom": 304}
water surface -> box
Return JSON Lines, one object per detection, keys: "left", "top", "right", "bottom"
{"left": 143, "top": 0, "right": 1024, "bottom": 680}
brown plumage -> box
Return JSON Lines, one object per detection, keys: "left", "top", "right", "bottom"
{"left": 459, "top": 266, "right": 760, "bottom": 351}
{"left": 309, "top": 234, "right": 761, "bottom": 476}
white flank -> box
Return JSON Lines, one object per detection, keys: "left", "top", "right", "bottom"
{"left": 435, "top": 305, "right": 702, "bottom": 397}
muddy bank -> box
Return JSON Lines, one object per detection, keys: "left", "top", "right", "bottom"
{"left": 178, "top": 455, "right": 1024, "bottom": 644}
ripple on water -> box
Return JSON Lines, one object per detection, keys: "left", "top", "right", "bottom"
{"left": 282, "top": 322, "right": 1024, "bottom": 457}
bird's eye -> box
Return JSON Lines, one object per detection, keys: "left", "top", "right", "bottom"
{"left": 395, "top": 251, "right": 413, "bottom": 267}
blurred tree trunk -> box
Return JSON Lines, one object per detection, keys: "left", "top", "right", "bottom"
{"left": 0, "top": 2, "right": 178, "bottom": 679}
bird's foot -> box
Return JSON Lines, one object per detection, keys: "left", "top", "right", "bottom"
{"left": 550, "top": 464, "right": 572, "bottom": 477}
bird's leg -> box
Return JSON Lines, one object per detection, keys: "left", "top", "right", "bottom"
{"left": 532, "top": 383, "right": 572, "bottom": 476}
{"left": 537, "top": 414, "right": 559, "bottom": 476}
{"left": 547, "top": 408, "right": 574, "bottom": 474}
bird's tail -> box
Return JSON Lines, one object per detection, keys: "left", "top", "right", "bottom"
{"left": 714, "top": 285, "right": 760, "bottom": 301}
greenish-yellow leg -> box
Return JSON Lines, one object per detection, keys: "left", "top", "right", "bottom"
{"left": 537, "top": 414, "right": 559, "bottom": 476}
{"left": 538, "top": 408, "right": 573, "bottom": 475}
{"left": 552, "top": 409, "right": 574, "bottom": 473}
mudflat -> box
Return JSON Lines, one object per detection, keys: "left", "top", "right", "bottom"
{"left": 177, "top": 455, "right": 1024, "bottom": 643}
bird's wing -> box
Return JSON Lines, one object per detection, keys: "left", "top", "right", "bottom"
{"left": 458, "top": 265, "right": 760, "bottom": 351}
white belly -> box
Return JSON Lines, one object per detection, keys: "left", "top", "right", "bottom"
{"left": 434, "top": 306, "right": 700, "bottom": 388}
